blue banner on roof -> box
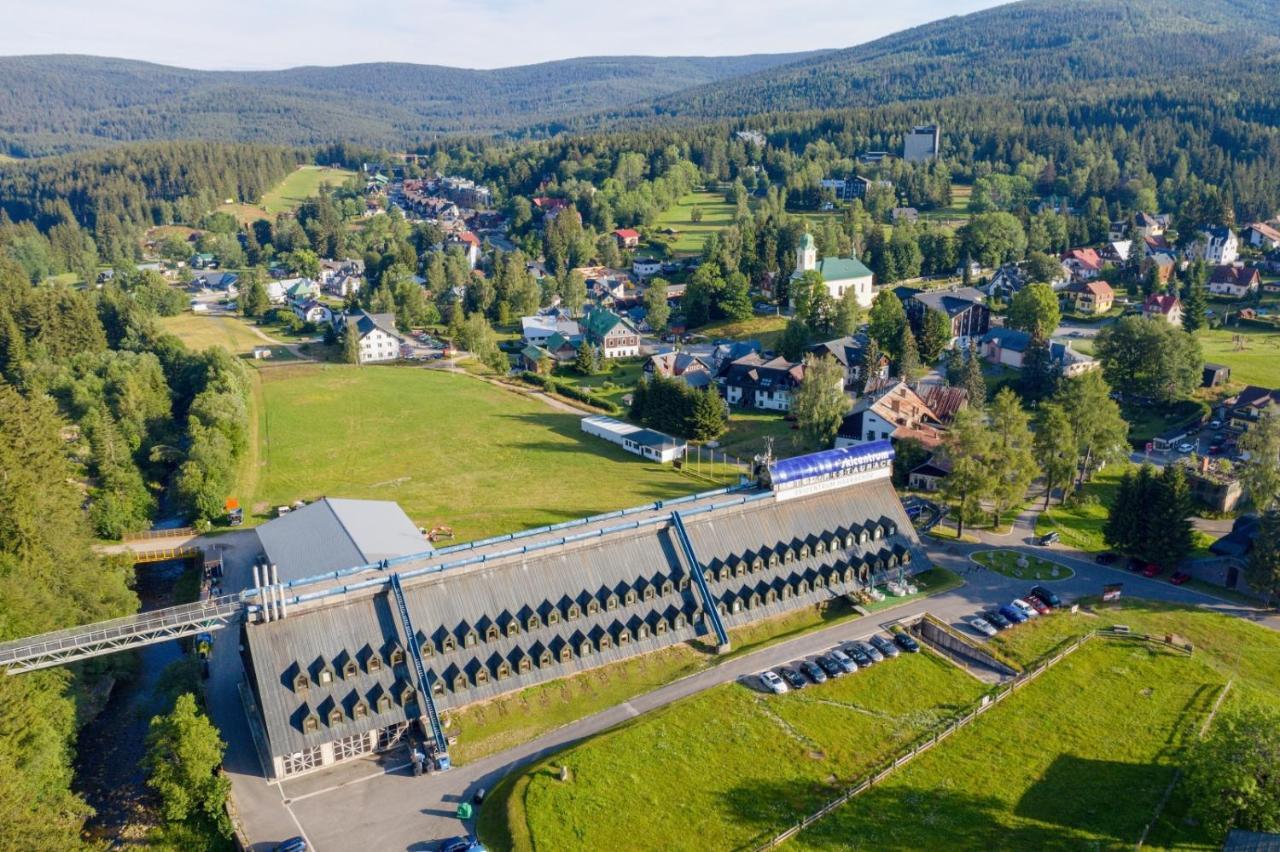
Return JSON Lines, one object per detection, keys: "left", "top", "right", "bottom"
{"left": 768, "top": 441, "right": 895, "bottom": 489}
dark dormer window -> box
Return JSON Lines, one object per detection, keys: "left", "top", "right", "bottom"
{"left": 607, "top": 594, "right": 619, "bottom": 611}
{"left": 377, "top": 695, "right": 392, "bottom": 713}
{"left": 401, "top": 686, "right": 416, "bottom": 704}
{"left": 486, "top": 625, "right": 500, "bottom": 642}
{"left": 390, "top": 648, "right": 405, "bottom": 666}
{"left": 643, "top": 585, "right": 656, "bottom": 601}
{"left": 661, "top": 579, "right": 674, "bottom": 595}
{"left": 343, "top": 660, "right": 358, "bottom": 679}
{"left": 587, "top": 600, "right": 600, "bottom": 615}
{"left": 303, "top": 714, "right": 320, "bottom": 733}
{"left": 567, "top": 603, "right": 580, "bottom": 620}
{"left": 294, "top": 673, "right": 309, "bottom": 692}
{"left": 624, "top": 589, "right": 637, "bottom": 606}
{"left": 464, "top": 629, "right": 478, "bottom": 647}
{"left": 442, "top": 636, "right": 456, "bottom": 653}
{"left": 506, "top": 621, "right": 520, "bottom": 637}
{"left": 368, "top": 655, "right": 382, "bottom": 673}
{"left": 354, "top": 700, "right": 369, "bottom": 720}
{"left": 328, "top": 708, "right": 344, "bottom": 726}
{"left": 527, "top": 614, "right": 542, "bottom": 630}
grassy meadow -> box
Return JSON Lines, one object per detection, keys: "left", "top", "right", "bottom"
{"left": 239, "top": 364, "right": 714, "bottom": 537}
{"left": 1197, "top": 325, "right": 1280, "bottom": 388}
{"left": 160, "top": 313, "right": 273, "bottom": 356}
{"left": 217, "top": 164, "right": 355, "bottom": 224}
{"left": 652, "top": 189, "right": 736, "bottom": 254}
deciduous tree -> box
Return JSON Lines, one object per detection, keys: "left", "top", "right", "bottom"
{"left": 1184, "top": 705, "right": 1280, "bottom": 834}
{"left": 792, "top": 354, "right": 851, "bottom": 447}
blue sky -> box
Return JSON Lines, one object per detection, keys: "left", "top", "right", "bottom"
{"left": 3, "top": 0, "right": 1006, "bottom": 70}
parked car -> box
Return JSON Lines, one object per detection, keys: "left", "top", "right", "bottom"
{"left": 869, "top": 634, "right": 900, "bottom": 658}
{"left": 816, "top": 655, "right": 845, "bottom": 678}
{"left": 800, "top": 660, "right": 828, "bottom": 684}
{"left": 1170, "top": 571, "right": 1191, "bottom": 586}
{"left": 439, "top": 838, "right": 485, "bottom": 852}
{"left": 1023, "top": 595, "right": 1052, "bottom": 615}
{"left": 982, "top": 609, "right": 1013, "bottom": 630}
{"left": 274, "top": 839, "right": 308, "bottom": 852}
{"left": 893, "top": 632, "right": 921, "bottom": 653}
{"left": 759, "top": 670, "right": 789, "bottom": 694}
{"left": 1095, "top": 552, "right": 1119, "bottom": 565}
{"left": 1141, "top": 563, "right": 1162, "bottom": 578}
{"left": 1177, "top": 442, "right": 1195, "bottom": 453}
{"left": 965, "top": 616, "right": 998, "bottom": 637}
{"left": 1210, "top": 420, "right": 1222, "bottom": 430}
{"left": 1011, "top": 598, "right": 1040, "bottom": 618}
{"left": 1037, "top": 531, "right": 1060, "bottom": 546}
{"left": 1030, "top": 585, "right": 1062, "bottom": 607}
{"left": 1127, "top": 557, "right": 1145, "bottom": 573}
{"left": 842, "top": 643, "right": 873, "bottom": 667}
{"left": 853, "top": 640, "right": 884, "bottom": 663}
{"left": 829, "top": 648, "right": 859, "bottom": 673}
{"left": 998, "top": 604, "right": 1028, "bottom": 624}
{"left": 780, "top": 667, "right": 808, "bottom": 690}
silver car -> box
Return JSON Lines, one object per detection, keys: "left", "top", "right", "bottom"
{"left": 965, "top": 616, "right": 998, "bottom": 637}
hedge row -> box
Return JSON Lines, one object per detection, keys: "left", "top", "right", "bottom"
{"left": 520, "top": 371, "right": 622, "bottom": 415}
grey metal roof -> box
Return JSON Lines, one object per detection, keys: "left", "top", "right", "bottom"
{"left": 256, "top": 498, "right": 430, "bottom": 584}
{"left": 245, "top": 476, "right": 923, "bottom": 758}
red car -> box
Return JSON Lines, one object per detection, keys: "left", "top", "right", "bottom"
{"left": 1141, "top": 563, "right": 1162, "bottom": 578}
{"left": 1170, "top": 571, "right": 1191, "bottom": 585}
{"left": 1023, "top": 595, "right": 1052, "bottom": 615}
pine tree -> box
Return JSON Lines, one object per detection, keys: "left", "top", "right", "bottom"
{"left": 860, "top": 336, "right": 884, "bottom": 390}
{"left": 574, "top": 341, "right": 595, "bottom": 375}
{"left": 1103, "top": 469, "right": 1139, "bottom": 555}
{"left": 942, "top": 406, "right": 996, "bottom": 538}
{"left": 1034, "top": 402, "right": 1077, "bottom": 508}
{"left": 918, "top": 308, "right": 951, "bottom": 364}
{"left": 963, "top": 348, "right": 987, "bottom": 408}
{"left": 988, "top": 387, "right": 1039, "bottom": 527}
{"left": 1182, "top": 277, "right": 1208, "bottom": 333}
{"left": 688, "top": 388, "right": 727, "bottom": 441}
{"left": 342, "top": 320, "right": 361, "bottom": 364}
{"left": 1019, "top": 338, "right": 1058, "bottom": 401}
{"left": 944, "top": 347, "right": 965, "bottom": 386}
{"left": 1150, "top": 464, "right": 1195, "bottom": 567}
{"left": 899, "top": 323, "right": 921, "bottom": 379}
{"left": 1246, "top": 509, "right": 1280, "bottom": 606}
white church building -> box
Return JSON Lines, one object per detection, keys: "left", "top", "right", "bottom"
{"left": 790, "top": 233, "right": 876, "bottom": 308}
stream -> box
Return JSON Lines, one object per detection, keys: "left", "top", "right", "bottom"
{"left": 73, "top": 559, "right": 188, "bottom": 845}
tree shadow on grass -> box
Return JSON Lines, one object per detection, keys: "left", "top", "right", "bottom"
{"left": 720, "top": 778, "right": 1074, "bottom": 851}
{"left": 1014, "top": 754, "right": 1176, "bottom": 840}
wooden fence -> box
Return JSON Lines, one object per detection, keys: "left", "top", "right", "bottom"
{"left": 752, "top": 628, "right": 1195, "bottom": 850}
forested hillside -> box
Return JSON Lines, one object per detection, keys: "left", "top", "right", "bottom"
{"left": 0, "top": 51, "right": 824, "bottom": 155}
{"left": 636, "top": 0, "right": 1280, "bottom": 119}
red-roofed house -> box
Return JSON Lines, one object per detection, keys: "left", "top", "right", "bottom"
{"left": 532, "top": 196, "right": 571, "bottom": 221}
{"left": 1061, "top": 248, "right": 1104, "bottom": 282}
{"left": 1209, "top": 264, "right": 1261, "bottom": 298}
{"left": 446, "top": 230, "right": 482, "bottom": 269}
{"left": 614, "top": 228, "right": 641, "bottom": 249}
{"left": 1143, "top": 293, "right": 1183, "bottom": 326}
{"left": 1063, "top": 280, "right": 1114, "bottom": 315}
{"left": 1245, "top": 222, "right": 1280, "bottom": 251}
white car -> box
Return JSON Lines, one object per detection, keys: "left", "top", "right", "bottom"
{"left": 1177, "top": 442, "right": 1195, "bottom": 453}
{"left": 965, "top": 616, "right": 998, "bottom": 637}
{"left": 1011, "top": 598, "right": 1040, "bottom": 619}
{"left": 759, "top": 670, "right": 789, "bottom": 695}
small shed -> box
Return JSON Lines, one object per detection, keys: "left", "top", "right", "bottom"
{"left": 1202, "top": 362, "right": 1231, "bottom": 388}
{"left": 253, "top": 346, "right": 273, "bottom": 360}
{"left": 1152, "top": 424, "right": 1192, "bottom": 452}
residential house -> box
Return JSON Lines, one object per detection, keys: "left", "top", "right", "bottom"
{"left": 807, "top": 334, "right": 889, "bottom": 390}
{"left": 1244, "top": 221, "right": 1280, "bottom": 251}
{"left": 277, "top": 277, "right": 320, "bottom": 303}
{"left": 632, "top": 257, "right": 662, "bottom": 279}
{"left": 719, "top": 353, "right": 816, "bottom": 412}
{"left": 447, "top": 231, "right": 482, "bottom": 269}
{"left": 891, "top": 207, "right": 919, "bottom": 225}
{"left": 1227, "top": 385, "right": 1280, "bottom": 431}
{"left": 790, "top": 233, "right": 875, "bottom": 308}
{"left": 1192, "top": 227, "right": 1240, "bottom": 265}
{"left": 319, "top": 258, "right": 364, "bottom": 298}
{"left": 581, "top": 307, "right": 640, "bottom": 359}
{"left": 1143, "top": 293, "right": 1183, "bottom": 325}
{"left": 1062, "top": 280, "right": 1115, "bottom": 315}
{"left": 291, "top": 299, "right": 333, "bottom": 325}
{"left": 709, "top": 340, "right": 762, "bottom": 373}
{"left": 541, "top": 331, "right": 582, "bottom": 364}
{"left": 905, "top": 287, "right": 990, "bottom": 348}
{"left": 520, "top": 316, "right": 581, "bottom": 347}
{"left": 191, "top": 271, "right": 238, "bottom": 294}
{"left": 532, "top": 196, "right": 571, "bottom": 220}
{"left": 820, "top": 175, "right": 890, "bottom": 202}
{"left": 1132, "top": 212, "right": 1168, "bottom": 238}
{"left": 644, "top": 351, "right": 714, "bottom": 390}
{"left": 1141, "top": 234, "right": 1174, "bottom": 258}
{"left": 1209, "top": 264, "right": 1261, "bottom": 298}
{"left": 1061, "top": 248, "right": 1104, "bottom": 283}
{"left": 979, "top": 328, "right": 1098, "bottom": 376}
{"left": 190, "top": 252, "right": 217, "bottom": 269}
{"left": 1100, "top": 240, "right": 1132, "bottom": 265}
{"left": 520, "top": 344, "right": 552, "bottom": 373}
{"left": 835, "top": 381, "right": 947, "bottom": 449}
{"left": 344, "top": 310, "right": 402, "bottom": 364}
{"left": 986, "top": 263, "right": 1028, "bottom": 299}
{"left": 1142, "top": 252, "right": 1177, "bottom": 287}
{"left": 576, "top": 266, "right": 628, "bottom": 305}
{"left": 917, "top": 385, "right": 968, "bottom": 427}
{"left": 614, "top": 228, "right": 641, "bottom": 249}
{"left": 908, "top": 455, "right": 952, "bottom": 492}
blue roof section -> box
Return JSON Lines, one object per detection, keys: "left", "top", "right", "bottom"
{"left": 769, "top": 442, "right": 895, "bottom": 488}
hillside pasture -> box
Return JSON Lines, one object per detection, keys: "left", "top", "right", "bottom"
{"left": 242, "top": 365, "right": 715, "bottom": 539}
{"left": 217, "top": 164, "right": 355, "bottom": 224}
{"left": 1197, "top": 325, "right": 1280, "bottom": 388}
{"left": 652, "top": 189, "right": 736, "bottom": 254}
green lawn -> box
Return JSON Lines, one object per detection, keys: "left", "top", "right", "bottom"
{"left": 971, "top": 549, "right": 1075, "bottom": 581}
{"left": 551, "top": 359, "right": 646, "bottom": 410}
{"left": 241, "top": 365, "right": 713, "bottom": 538}
{"left": 1121, "top": 398, "right": 1210, "bottom": 445}
{"left": 217, "top": 165, "right": 355, "bottom": 224}
{"left": 652, "top": 190, "right": 736, "bottom": 254}
{"left": 795, "top": 640, "right": 1222, "bottom": 851}
{"left": 717, "top": 410, "right": 811, "bottom": 462}
{"left": 160, "top": 313, "right": 272, "bottom": 356}
{"left": 696, "top": 314, "right": 788, "bottom": 349}
{"left": 483, "top": 651, "right": 985, "bottom": 851}
{"left": 1035, "top": 465, "right": 1132, "bottom": 552}
{"left": 1197, "top": 325, "right": 1280, "bottom": 387}
{"left": 261, "top": 165, "right": 355, "bottom": 214}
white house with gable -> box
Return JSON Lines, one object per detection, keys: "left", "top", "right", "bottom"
{"left": 344, "top": 310, "right": 403, "bottom": 364}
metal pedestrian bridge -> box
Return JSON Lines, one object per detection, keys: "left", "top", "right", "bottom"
{"left": 0, "top": 594, "right": 244, "bottom": 673}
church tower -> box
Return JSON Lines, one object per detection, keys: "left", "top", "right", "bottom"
{"left": 795, "top": 232, "right": 817, "bottom": 275}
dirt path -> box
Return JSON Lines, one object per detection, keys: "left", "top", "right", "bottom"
{"left": 421, "top": 358, "right": 598, "bottom": 416}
